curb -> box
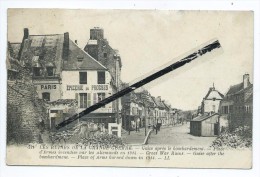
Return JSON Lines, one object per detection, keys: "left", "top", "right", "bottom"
{"left": 142, "top": 129, "right": 153, "bottom": 145}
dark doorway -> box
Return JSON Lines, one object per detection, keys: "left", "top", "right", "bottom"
{"left": 214, "top": 123, "right": 219, "bottom": 135}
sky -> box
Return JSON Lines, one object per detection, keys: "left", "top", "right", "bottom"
{"left": 7, "top": 9, "right": 254, "bottom": 110}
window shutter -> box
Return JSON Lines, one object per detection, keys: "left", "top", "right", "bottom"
{"left": 93, "top": 93, "right": 97, "bottom": 104}
{"left": 87, "top": 93, "right": 91, "bottom": 107}
{"left": 75, "top": 93, "right": 78, "bottom": 101}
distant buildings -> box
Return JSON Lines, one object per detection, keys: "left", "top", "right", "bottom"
{"left": 121, "top": 85, "right": 177, "bottom": 131}
{"left": 192, "top": 74, "right": 253, "bottom": 136}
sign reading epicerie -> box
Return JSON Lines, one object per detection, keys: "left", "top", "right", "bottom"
{"left": 66, "top": 84, "right": 109, "bottom": 91}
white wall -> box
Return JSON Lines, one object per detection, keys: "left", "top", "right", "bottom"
{"left": 61, "top": 70, "right": 113, "bottom": 113}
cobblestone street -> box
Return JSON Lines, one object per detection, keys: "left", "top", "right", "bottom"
{"left": 122, "top": 123, "right": 217, "bottom": 147}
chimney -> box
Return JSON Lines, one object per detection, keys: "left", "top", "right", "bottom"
{"left": 24, "top": 28, "right": 29, "bottom": 39}
{"left": 75, "top": 40, "right": 78, "bottom": 45}
{"left": 90, "top": 27, "right": 104, "bottom": 40}
{"left": 18, "top": 28, "right": 29, "bottom": 60}
{"left": 243, "top": 73, "right": 250, "bottom": 89}
{"left": 63, "top": 32, "right": 69, "bottom": 60}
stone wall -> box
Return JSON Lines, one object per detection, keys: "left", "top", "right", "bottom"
{"left": 7, "top": 79, "right": 48, "bottom": 144}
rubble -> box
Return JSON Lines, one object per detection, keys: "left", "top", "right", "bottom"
{"left": 211, "top": 126, "right": 252, "bottom": 149}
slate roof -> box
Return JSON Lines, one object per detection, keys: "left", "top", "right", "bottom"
{"left": 191, "top": 113, "right": 219, "bottom": 122}
{"left": 19, "top": 34, "right": 64, "bottom": 76}
{"left": 63, "top": 40, "right": 106, "bottom": 70}
{"left": 151, "top": 96, "right": 165, "bottom": 109}
{"left": 18, "top": 33, "right": 107, "bottom": 78}
{"left": 226, "top": 83, "right": 244, "bottom": 95}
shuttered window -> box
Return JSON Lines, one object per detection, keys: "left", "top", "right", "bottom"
{"left": 78, "top": 93, "right": 92, "bottom": 108}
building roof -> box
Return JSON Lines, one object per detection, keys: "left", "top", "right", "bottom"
{"left": 204, "top": 87, "right": 224, "bottom": 100}
{"left": 18, "top": 31, "right": 107, "bottom": 78}
{"left": 19, "top": 34, "right": 64, "bottom": 77}
{"left": 151, "top": 96, "right": 165, "bottom": 109}
{"left": 191, "top": 113, "right": 219, "bottom": 122}
{"left": 63, "top": 40, "right": 107, "bottom": 70}
{"left": 226, "top": 83, "right": 244, "bottom": 95}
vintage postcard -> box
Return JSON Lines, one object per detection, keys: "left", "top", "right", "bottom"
{"left": 6, "top": 9, "right": 253, "bottom": 168}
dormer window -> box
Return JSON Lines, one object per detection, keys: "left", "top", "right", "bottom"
{"left": 77, "top": 56, "right": 84, "bottom": 62}
{"left": 46, "top": 67, "right": 54, "bottom": 76}
{"left": 33, "top": 67, "right": 41, "bottom": 77}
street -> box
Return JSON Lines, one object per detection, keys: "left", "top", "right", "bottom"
{"left": 148, "top": 123, "right": 216, "bottom": 146}
{"left": 122, "top": 123, "right": 217, "bottom": 147}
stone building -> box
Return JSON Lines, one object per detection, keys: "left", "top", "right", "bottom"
{"left": 121, "top": 84, "right": 141, "bottom": 131}
{"left": 220, "top": 74, "right": 253, "bottom": 129}
{"left": 84, "top": 27, "right": 122, "bottom": 124}
{"left": 17, "top": 28, "right": 63, "bottom": 101}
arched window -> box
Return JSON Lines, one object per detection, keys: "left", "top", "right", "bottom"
{"left": 42, "top": 92, "right": 50, "bottom": 101}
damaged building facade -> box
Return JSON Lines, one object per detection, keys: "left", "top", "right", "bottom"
{"left": 13, "top": 28, "right": 121, "bottom": 130}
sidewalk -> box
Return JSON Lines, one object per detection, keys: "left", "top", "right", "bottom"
{"left": 121, "top": 128, "right": 151, "bottom": 145}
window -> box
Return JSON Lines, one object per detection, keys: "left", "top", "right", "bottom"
{"left": 50, "top": 110, "right": 58, "bottom": 113}
{"left": 79, "top": 72, "right": 87, "bottom": 84}
{"left": 103, "top": 53, "right": 107, "bottom": 58}
{"left": 97, "top": 71, "right": 105, "bottom": 84}
{"left": 245, "top": 105, "right": 250, "bottom": 113}
{"left": 33, "top": 67, "right": 41, "bottom": 77}
{"left": 222, "top": 106, "right": 229, "bottom": 114}
{"left": 42, "top": 92, "right": 50, "bottom": 101}
{"left": 46, "top": 67, "right": 54, "bottom": 76}
{"left": 78, "top": 93, "right": 91, "bottom": 108}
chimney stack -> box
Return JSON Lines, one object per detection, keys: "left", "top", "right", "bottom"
{"left": 24, "top": 28, "right": 29, "bottom": 39}
{"left": 90, "top": 27, "right": 104, "bottom": 40}
{"left": 18, "top": 28, "right": 29, "bottom": 60}
{"left": 243, "top": 73, "right": 250, "bottom": 89}
{"left": 63, "top": 32, "right": 69, "bottom": 60}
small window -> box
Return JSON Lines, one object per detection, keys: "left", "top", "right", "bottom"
{"left": 103, "top": 53, "right": 107, "bottom": 58}
{"left": 97, "top": 71, "right": 105, "bottom": 84}
{"left": 46, "top": 67, "right": 54, "bottom": 76}
{"left": 50, "top": 110, "right": 58, "bottom": 113}
{"left": 79, "top": 72, "right": 87, "bottom": 84}
{"left": 33, "top": 67, "right": 41, "bottom": 77}
{"left": 42, "top": 92, "right": 50, "bottom": 101}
